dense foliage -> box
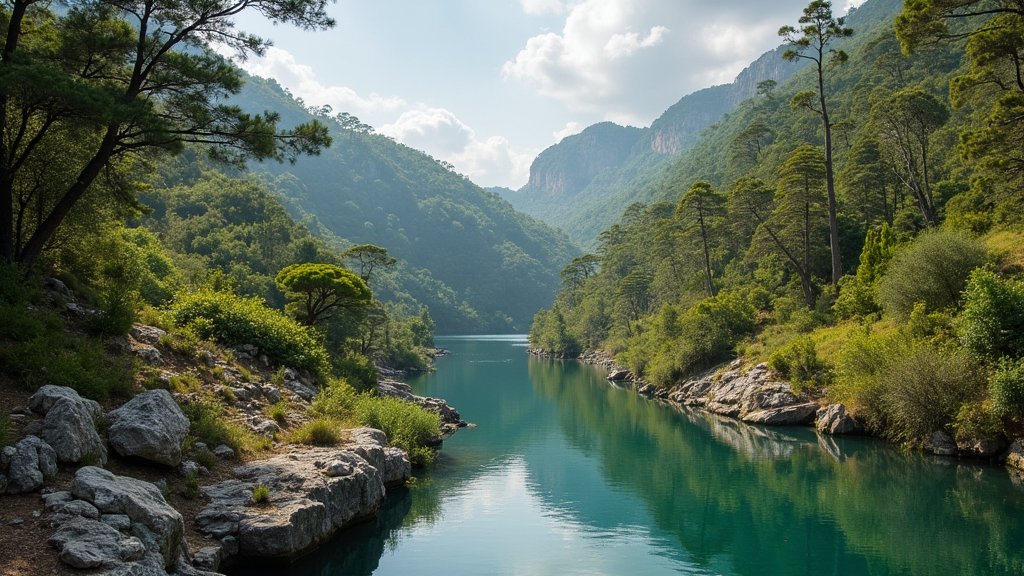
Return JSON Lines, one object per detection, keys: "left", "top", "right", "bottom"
{"left": 530, "top": 0, "right": 1024, "bottom": 446}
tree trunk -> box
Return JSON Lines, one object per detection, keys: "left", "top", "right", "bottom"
{"left": 818, "top": 63, "right": 843, "bottom": 285}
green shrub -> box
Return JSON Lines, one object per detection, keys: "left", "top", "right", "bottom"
{"left": 768, "top": 336, "right": 829, "bottom": 393}
{"left": 354, "top": 395, "right": 442, "bottom": 467}
{"left": 181, "top": 400, "right": 270, "bottom": 455}
{"left": 193, "top": 446, "right": 218, "bottom": 470}
{"left": 877, "top": 230, "right": 986, "bottom": 318}
{"left": 953, "top": 400, "right": 1002, "bottom": 441}
{"left": 251, "top": 483, "right": 271, "bottom": 505}
{"left": 833, "top": 275, "right": 878, "bottom": 319}
{"left": 958, "top": 269, "right": 1024, "bottom": 361}
{"left": 989, "top": 358, "right": 1024, "bottom": 419}
{"left": 310, "top": 378, "right": 359, "bottom": 419}
{"left": 268, "top": 401, "right": 289, "bottom": 425}
{"left": 182, "top": 471, "right": 200, "bottom": 500}
{"left": 877, "top": 343, "right": 983, "bottom": 444}
{"left": 169, "top": 373, "right": 202, "bottom": 394}
{"left": 167, "top": 289, "right": 329, "bottom": 377}
{"left": 288, "top": 417, "right": 343, "bottom": 446}
{"left": 529, "top": 307, "right": 580, "bottom": 357}
{"left": 334, "top": 354, "right": 378, "bottom": 392}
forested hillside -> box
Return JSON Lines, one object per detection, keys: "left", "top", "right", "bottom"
{"left": 508, "top": 0, "right": 903, "bottom": 248}
{"left": 230, "top": 77, "right": 579, "bottom": 333}
{"left": 531, "top": 0, "right": 1024, "bottom": 448}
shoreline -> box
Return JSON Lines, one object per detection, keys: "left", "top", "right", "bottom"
{"left": 529, "top": 347, "right": 1024, "bottom": 477}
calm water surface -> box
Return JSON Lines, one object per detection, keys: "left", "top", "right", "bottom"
{"left": 283, "top": 335, "right": 1024, "bottom": 576}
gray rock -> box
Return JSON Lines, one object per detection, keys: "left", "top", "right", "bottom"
{"left": 815, "top": 403, "right": 864, "bottom": 435}
{"left": 1, "top": 445, "right": 15, "bottom": 469}
{"left": 131, "top": 324, "right": 167, "bottom": 345}
{"left": 924, "top": 430, "right": 958, "bottom": 456}
{"left": 192, "top": 546, "right": 223, "bottom": 571}
{"left": 195, "top": 432, "right": 409, "bottom": 562}
{"left": 102, "top": 513, "right": 133, "bottom": 532}
{"left": 54, "top": 499, "right": 101, "bottom": 520}
{"left": 71, "top": 466, "right": 186, "bottom": 568}
{"left": 133, "top": 343, "right": 164, "bottom": 366}
{"left": 9, "top": 517, "right": 24, "bottom": 525}
{"left": 348, "top": 427, "right": 411, "bottom": 486}
{"left": 212, "top": 445, "right": 235, "bottom": 460}
{"left": 607, "top": 369, "right": 631, "bottom": 381}
{"left": 179, "top": 460, "right": 207, "bottom": 478}
{"left": 42, "top": 490, "right": 74, "bottom": 510}
{"left": 743, "top": 402, "right": 819, "bottom": 425}
{"left": 49, "top": 516, "right": 147, "bottom": 569}
{"left": 44, "top": 277, "right": 73, "bottom": 299}
{"left": 29, "top": 385, "right": 102, "bottom": 420}
{"left": 107, "top": 389, "right": 189, "bottom": 466}
{"left": 6, "top": 435, "right": 58, "bottom": 493}
{"left": 957, "top": 435, "right": 1007, "bottom": 458}
{"left": 285, "top": 379, "right": 317, "bottom": 401}
{"left": 42, "top": 397, "right": 107, "bottom": 465}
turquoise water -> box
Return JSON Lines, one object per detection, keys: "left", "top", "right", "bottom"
{"left": 281, "top": 335, "right": 1024, "bottom": 575}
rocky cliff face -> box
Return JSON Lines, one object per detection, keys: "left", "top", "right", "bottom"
{"left": 522, "top": 122, "right": 643, "bottom": 200}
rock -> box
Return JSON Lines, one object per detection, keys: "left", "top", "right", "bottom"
{"left": 41, "top": 396, "right": 107, "bottom": 465}
{"left": 348, "top": 427, "right": 411, "bottom": 486}
{"left": 133, "top": 343, "right": 164, "bottom": 366}
{"left": 0, "top": 473, "right": 7, "bottom": 493}
{"left": 607, "top": 369, "right": 631, "bottom": 381}
{"left": 285, "top": 379, "right": 317, "bottom": 402}
{"left": 212, "top": 444, "right": 235, "bottom": 460}
{"left": 1007, "top": 440, "right": 1024, "bottom": 472}
{"left": 130, "top": 324, "right": 167, "bottom": 345}
{"left": 815, "top": 404, "right": 864, "bottom": 435}
{"left": 193, "top": 546, "right": 224, "bottom": 571}
{"left": 29, "top": 385, "right": 102, "bottom": 420}
{"left": 195, "top": 434, "right": 410, "bottom": 561}
{"left": 54, "top": 500, "right": 101, "bottom": 520}
{"left": 71, "top": 466, "right": 186, "bottom": 568}
{"left": 9, "top": 517, "right": 24, "bottom": 525}
{"left": 49, "top": 516, "right": 147, "bottom": 569}
{"left": 42, "top": 491, "right": 74, "bottom": 510}
{"left": 924, "top": 430, "right": 958, "bottom": 456}
{"left": 743, "top": 402, "right": 819, "bottom": 425}
{"left": 1, "top": 445, "right": 15, "bottom": 469}
{"left": 179, "top": 460, "right": 207, "bottom": 478}
{"left": 101, "top": 513, "right": 133, "bottom": 532}
{"left": 6, "top": 435, "right": 58, "bottom": 494}
{"left": 107, "top": 389, "right": 189, "bottom": 466}
{"left": 44, "top": 277, "right": 73, "bottom": 300}
{"left": 376, "top": 380, "right": 463, "bottom": 426}
{"left": 957, "top": 435, "right": 1007, "bottom": 458}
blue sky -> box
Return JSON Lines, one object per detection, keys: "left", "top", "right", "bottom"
{"left": 232, "top": 0, "right": 864, "bottom": 188}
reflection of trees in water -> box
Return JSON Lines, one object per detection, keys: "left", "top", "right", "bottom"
{"left": 527, "top": 357, "right": 1024, "bottom": 576}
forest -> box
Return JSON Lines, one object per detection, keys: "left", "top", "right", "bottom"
{"left": 530, "top": 0, "right": 1024, "bottom": 447}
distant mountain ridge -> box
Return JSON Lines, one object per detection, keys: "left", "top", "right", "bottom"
{"left": 231, "top": 76, "right": 579, "bottom": 333}
{"left": 501, "top": 0, "right": 902, "bottom": 248}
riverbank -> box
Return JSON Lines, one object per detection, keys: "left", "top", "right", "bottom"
{"left": 0, "top": 305, "right": 460, "bottom": 576}
{"left": 533, "top": 348, "right": 1024, "bottom": 478}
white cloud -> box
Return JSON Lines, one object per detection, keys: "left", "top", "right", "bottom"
{"left": 520, "top": 0, "right": 568, "bottom": 15}
{"left": 233, "top": 47, "right": 406, "bottom": 121}
{"left": 381, "top": 108, "right": 535, "bottom": 188}
{"left": 553, "top": 121, "right": 583, "bottom": 141}
{"left": 503, "top": 0, "right": 813, "bottom": 125}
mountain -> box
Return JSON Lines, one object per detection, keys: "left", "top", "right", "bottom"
{"left": 230, "top": 77, "right": 579, "bottom": 334}
{"left": 505, "top": 0, "right": 903, "bottom": 248}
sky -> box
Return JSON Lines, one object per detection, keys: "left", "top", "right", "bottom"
{"left": 231, "top": 0, "right": 865, "bottom": 189}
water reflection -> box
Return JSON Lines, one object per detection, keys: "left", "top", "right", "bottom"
{"left": 270, "top": 337, "right": 1024, "bottom": 576}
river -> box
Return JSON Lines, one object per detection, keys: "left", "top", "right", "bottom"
{"left": 278, "top": 335, "right": 1024, "bottom": 575}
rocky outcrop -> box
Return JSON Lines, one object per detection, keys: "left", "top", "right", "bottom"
{"left": 377, "top": 380, "right": 465, "bottom": 434}
{"left": 40, "top": 393, "right": 108, "bottom": 466}
{"left": 1007, "top": 441, "right": 1024, "bottom": 474}
{"left": 3, "top": 435, "right": 57, "bottom": 493}
{"left": 666, "top": 362, "right": 818, "bottom": 426}
{"left": 195, "top": 430, "right": 409, "bottom": 567}
{"left": 107, "top": 389, "right": 189, "bottom": 466}
{"left": 70, "top": 466, "right": 187, "bottom": 569}
{"left": 924, "top": 431, "right": 958, "bottom": 456}
{"left": 815, "top": 404, "right": 865, "bottom": 436}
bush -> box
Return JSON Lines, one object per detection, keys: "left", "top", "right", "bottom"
{"left": 181, "top": 400, "right": 270, "bottom": 455}
{"left": 182, "top": 471, "right": 200, "bottom": 500}
{"left": 833, "top": 275, "right": 878, "bottom": 319}
{"left": 953, "top": 400, "right": 1002, "bottom": 441}
{"left": 877, "top": 230, "right": 986, "bottom": 318}
{"left": 311, "top": 378, "right": 360, "bottom": 419}
{"left": 959, "top": 270, "right": 1024, "bottom": 361}
{"left": 288, "top": 417, "right": 343, "bottom": 446}
{"left": 251, "top": 483, "right": 271, "bottom": 505}
{"left": 989, "top": 358, "right": 1024, "bottom": 419}
{"left": 167, "top": 289, "right": 330, "bottom": 377}
{"left": 354, "top": 395, "right": 441, "bottom": 467}
{"left": 768, "top": 336, "right": 829, "bottom": 393}
{"left": 334, "top": 354, "right": 378, "bottom": 392}
{"left": 877, "top": 343, "right": 983, "bottom": 444}
{"left": 268, "top": 401, "right": 289, "bottom": 425}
